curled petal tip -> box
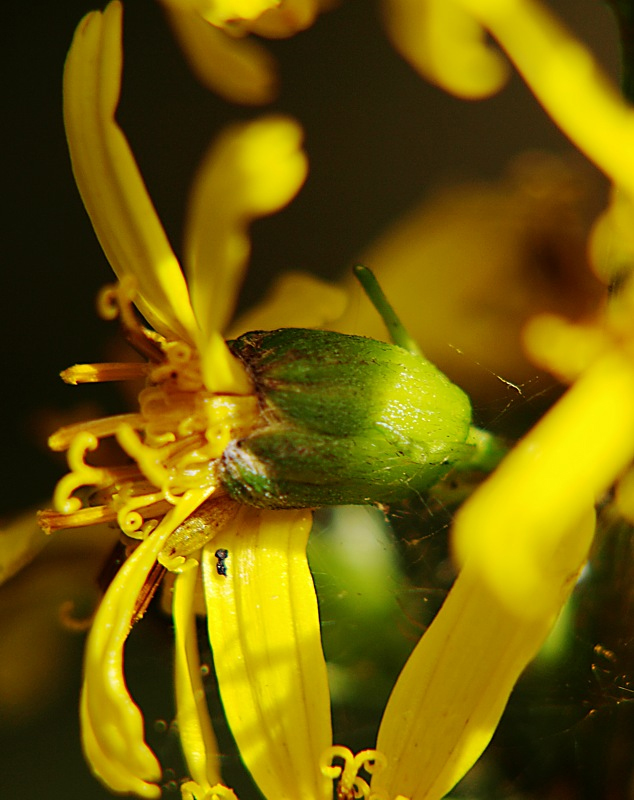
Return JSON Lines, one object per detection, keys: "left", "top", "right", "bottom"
{"left": 234, "top": 115, "right": 308, "bottom": 212}
{"left": 383, "top": 0, "right": 509, "bottom": 99}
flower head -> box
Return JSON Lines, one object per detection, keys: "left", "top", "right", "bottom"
{"left": 39, "top": 3, "right": 336, "bottom": 797}
{"left": 34, "top": 1, "right": 634, "bottom": 798}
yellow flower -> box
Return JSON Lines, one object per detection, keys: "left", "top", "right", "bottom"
{"left": 37, "top": 1, "right": 634, "bottom": 799}
{"left": 360, "top": 1, "right": 634, "bottom": 797}
{"left": 40, "top": 3, "right": 334, "bottom": 797}
{"left": 157, "top": 0, "right": 335, "bottom": 104}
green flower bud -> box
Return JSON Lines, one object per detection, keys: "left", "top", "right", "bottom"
{"left": 220, "top": 328, "right": 475, "bottom": 508}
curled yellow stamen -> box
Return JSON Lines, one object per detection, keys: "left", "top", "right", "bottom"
{"left": 97, "top": 277, "right": 165, "bottom": 362}
{"left": 321, "top": 747, "right": 391, "bottom": 800}
{"left": 59, "top": 599, "right": 97, "bottom": 632}
{"left": 163, "top": 339, "right": 193, "bottom": 364}
{"left": 180, "top": 781, "right": 239, "bottom": 800}
{"left": 97, "top": 283, "right": 123, "bottom": 321}
{"left": 49, "top": 413, "right": 145, "bottom": 452}
{"left": 53, "top": 432, "right": 105, "bottom": 514}
{"left": 115, "top": 424, "right": 171, "bottom": 491}
{"left": 115, "top": 491, "right": 167, "bottom": 536}
{"left": 97, "top": 276, "right": 138, "bottom": 325}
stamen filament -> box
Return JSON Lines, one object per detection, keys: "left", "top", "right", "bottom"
{"left": 115, "top": 424, "right": 171, "bottom": 489}
{"left": 49, "top": 413, "right": 145, "bottom": 452}
{"left": 97, "top": 280, "right": 166, "bottom": 362}
{"left": 61, "top": 362, "right": 148, "bottom": 384}
{"left": 38, "top": 504, "right": 118, "bottom": 533}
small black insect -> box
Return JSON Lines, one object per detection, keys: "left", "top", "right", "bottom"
{"left": 215, "top": 548, "right": 229, "bottom": 577}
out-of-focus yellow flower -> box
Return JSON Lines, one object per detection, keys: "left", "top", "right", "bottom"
{"left": 334, "top": 151, "right": 604, "bottom": 401}
{"left": 0, "top": 512, "right": 117, "bottom": 723}
{"left": 360, "top": 1, "right": 634, "bottom": 797}
{"left": 385, "top": 0, "right": 634, "bottom": 198}
{"left": 39, "top": 4, "right": 334, "bottom": 797}
{"left": 157, "top": 0, "right": 336, "bottom": 103}
{"left": 1, "top": 508, "right": 49, "bottom": 587}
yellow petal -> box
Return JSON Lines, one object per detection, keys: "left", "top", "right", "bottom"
{"left": 247, "top": 0, "right": 320, "bottom": 38}
{"left": 0, "top": 508, "right": 49, "bottom": 586}
{"left": 227, "top": 271, "right": 348, "bottom": 337}
{"left": 523, "top": 313, "right": 610, "bottom": 383}
{"left": 183, "top": 116, "right": 308, "bottom": 390}
{"left": 160, "top": 0, "right": 281, "bottom": 27}
{"left": 383, "top": 0, "right": 509, "bottom": 99}
{"left": 454, "top": 349, "right": 634, "bottom": 618}
{"left": 161, "top": 4, "right": 278, "bottom": 104}
{"left": 173, "top": 561, "right": 222, "bottom": 791}
{"left": 160, "top": 0, "right": 322, "bottom": 36}
{"left": 63, "top": 1, "right": 198, "bottom": 342}
{"left": 0, "top": 528, "right": 113, "bottom": 722}
{"left": 453, "top": 0, "right": 634, "bottom": 196}
{"left": 201, "top": 507, "right": 332, "bottom": 800}
{"left": 373, "top": 513, "right": 592, "bottom": 800}
{"left": 81, "top": 489, "right": 210, "bottom": 797}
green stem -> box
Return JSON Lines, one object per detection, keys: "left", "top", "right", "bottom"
{"left": 353, "top": 264, "right": 423, "bottom": 356}
{"left": 458, "top": 426, "right": 508, "bottom": 473}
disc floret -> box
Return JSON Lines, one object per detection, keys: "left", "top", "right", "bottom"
{"left": 40, "top": 281, "right": 259, "bottom": 569}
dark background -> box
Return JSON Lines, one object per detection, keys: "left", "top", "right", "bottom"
{"left": 0, "top": 1, "right": 623, "bottom": 798}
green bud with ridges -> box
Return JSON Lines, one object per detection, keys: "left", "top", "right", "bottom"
{"left": 220, "top": 328, "right": 475, "bottom": 509}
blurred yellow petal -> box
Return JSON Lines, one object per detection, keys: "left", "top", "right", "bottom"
{"left": 227, "top": 271, "right": 348, "bottom": 337}
{"left": 333, "top": 153, "right": 603, "bottom": 400}
{"left": 373, "top": 509, "right": 592, "bottom": 800}
{"left": 386, "top": 0, "right": 634, "bottom": 196}
{"left": 387, "top": 0, "right": 634, "bottom": 316}
{"left": 173, "top": 562, "right": 222, "bottom": 791}
{"left": 247, "top": 0, "right": 320, "bottom": 37}
{"left": 590, "top": 186, "right": 634, "bottom": 284}
{"left": 81, "top": 489, "right": 208, "bottom": 798}
{"left": 383, "top": 0, "right": 509, "bottom": 99}
{"left": 162, "top": 0, "right": 324, "bottom": 36}
{"left": 63, "top": 1, "right": 197, "bottom": 342}
{"left": 0, "top": 522, "right": 116, "bottom": 722}
{"left": 202, "top": 507, "right": 332, "bottom": 800}
{"left": 523, "top": 312, "right": 610, "bottom": 383}
{"left": 160, "top": 4, "right": 278, "bottom": 103}
{"left": 453, "top": 349, "right": 634, "bottom": 618}
{"left": 160, "top": 0, "right": 280, "bottom": 27}
{"left": 0, "top": 508, "right": 49, "bottom": 586}
{"left": 0, "top": 578, "right": 75, "bottom": 721}
{"left": 435, "top": 0, "right": 634, "bottom": 196}
{"left": 183, "top": 116, "right": 308, "bottom": 389}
